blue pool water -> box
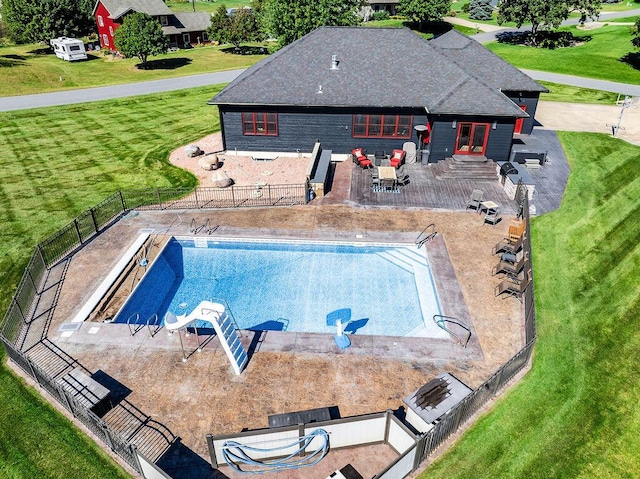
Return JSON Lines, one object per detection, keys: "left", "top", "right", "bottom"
{"left": 114, "top": 238, "right": 444, "bottom": 337}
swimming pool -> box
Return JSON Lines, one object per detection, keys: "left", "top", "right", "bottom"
{"left": 114, "top": 237, "right": 446, "bottom": 338}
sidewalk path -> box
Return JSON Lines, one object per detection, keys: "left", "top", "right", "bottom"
{"left": 0, "top": 69, "right": 245, "bottom": 112}
{"left": 471, "top": 8, "right": 640, "bottom": 43}
{"left": 444, "top": 16, "right": 504, "bottom": 32}
{"left": 522, "top": 69, "right": 640, "bottom": 97}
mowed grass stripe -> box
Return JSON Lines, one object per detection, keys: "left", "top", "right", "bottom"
{"left": 420, "top": 132, "right": 640, "bottom": 478}
{"left": 0, "top": 86, "right": 220, "bottom": 309}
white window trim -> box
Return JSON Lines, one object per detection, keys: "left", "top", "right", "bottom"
{"left": 102, "top": 33, "right": 109, "bottom": 46}
{"left": 98, "top": 15, "right": 104, "bottom": 27}
{"left": 160, "top": 15, "right": 168, "bottom": 26}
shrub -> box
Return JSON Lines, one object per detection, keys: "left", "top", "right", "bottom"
{"left": 371, "top": 11, "right": 390, "bottom": 21}
{"left": 461, "top": 3, "right": 471, "bottom": 13}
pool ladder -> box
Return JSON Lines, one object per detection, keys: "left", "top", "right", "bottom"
{"left": 433, "top": 314, "right": 471, "bottom": 348}
{"left": 127, "top": 312, "right": 162, "bottom": 337}
{"left": 190, "top": 218, "right": 219, "bottom": 235}
{"left": 416, "top": 223, "right": 437, "bottom": 248}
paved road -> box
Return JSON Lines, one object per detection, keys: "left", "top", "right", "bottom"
{"left": 2, "top": 8, "right": 640, "bottom": 113}
{"left": 471, "top": 8, "right": 640, "bottom": 43}
{"left": 0, "top": 69, "right": 245, "bottom": 112}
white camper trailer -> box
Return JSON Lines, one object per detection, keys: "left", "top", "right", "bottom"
{"left": 50, "top": 37, "right": 87, "bottom": 61}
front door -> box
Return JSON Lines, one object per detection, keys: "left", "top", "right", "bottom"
{"left": 455, "top": 122, "right": 489, "bottom": 155}
{"left": 183, "top": 33, "right": 191, "bottom": 46}
{"left": 514, "top": 105, "right": 527, "bottom": 134}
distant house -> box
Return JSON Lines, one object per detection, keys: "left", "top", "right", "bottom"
{"left": 93, "top": 0, "right": 211, "bottom": 52}
{"left": 209, "top": 27, "right": 547, "bottom": 163}
{"left": 363, "top": 0, "right": 400, "bottom": 20}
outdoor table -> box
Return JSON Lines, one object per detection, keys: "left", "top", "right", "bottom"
{"left": 378, "top": 166, "right": 397, "bottom": 181}
{"left": 479, "top": 200, "right": 499, "bottom": 215}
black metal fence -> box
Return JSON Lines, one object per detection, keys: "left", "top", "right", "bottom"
{"left": 398, "top": 183, "right": 537, "bottom": 472}
{"left": 0, "top": 184, "right": 306, "bottom": 476}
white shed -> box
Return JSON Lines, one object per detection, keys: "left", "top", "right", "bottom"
{"left": 50, "top": 37, "right": 87, "bottom": 61}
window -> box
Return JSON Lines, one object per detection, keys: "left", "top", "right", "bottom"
{"left": 202, "top": 32, "right": 209, "bottom": 42}
{"left": 242, "top": 113, "right": 278, "bottom": 136}
{"left": 109, "top": 26, "right": 114, "bottom": 37}
{"left": 455, "top": 122, "right": 489, "bottom": 155}
{"left": 160, "top": 15, "right": 168, "bottom": 26}
{"left": 183, "top": 33, "right": 191, "bottom": 45}
{"left": 352, "top": 114, "right": 412, "bottom": 138}
{"left": 514, "top": 105, "right": 527, "bottom": 134}
{"left": 98, "top": 15, "right": 104, "bottom": 27}
{"left": 102, "top": 34, "right": 109, "bottom": 46}
{"left": 70, "top": 45, "right": 81, "bottom": 52}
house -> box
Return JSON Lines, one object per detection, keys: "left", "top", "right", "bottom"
{"left": 362, "top": 0, "right": 400, "bottom": 20}
{"left": 209, "top": 27, "right": 547, "bottom": 163}
{"left": 93, "top": 0, "right": 211, "bottom": 52}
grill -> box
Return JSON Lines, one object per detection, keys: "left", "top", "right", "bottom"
{"left": 500, "top": 162, "right": 518, "bottom": 176}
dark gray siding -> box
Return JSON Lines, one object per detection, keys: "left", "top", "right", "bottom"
{"left": 218, "top": 105, "right": 427, "bottom": 154}
{"left": 504, "top": 91, "right": 541, "bottom": 135}
{"left": 429, "top": 115, "right": 514, "bottom": 162}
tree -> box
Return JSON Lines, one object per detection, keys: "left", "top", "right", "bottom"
{"left": 2, "top": 0, "right": 94, "bottom": 44}
{"left": 261, "top": 0, "right": 362, "bottom": 48}
{"left": 114, "top": 13, "right": 169, "bottom": 65}
{"left": 632, "top": 17, "right": 640, "bottom": 49}
{"left": 497, "top": 0, "right": 601, "bottom": 46}
{"left": 208, "top": 4, "right": 231, "bottom": 45}
{"left": 397, "top": 0, "right": 452, "bottom": 28}
{"left": 469, "top": 0, "right": 494, "bottom": 21}
{"left": 208, "top": 6, "right": 263, "bottom": 49}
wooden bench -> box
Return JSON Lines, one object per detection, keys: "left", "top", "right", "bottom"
{"left": 268, "top": 406, "right": 332, "bottom": 428}
{"left": 306, "top": 141, "right": 332, "bottom": 198}
{"left": 58, "top": 369, "right": 110, "bottom": 413}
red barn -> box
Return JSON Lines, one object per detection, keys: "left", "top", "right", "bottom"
{"left": 93, "top": 0, "right": 211, "bottom": 53}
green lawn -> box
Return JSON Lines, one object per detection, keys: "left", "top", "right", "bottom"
{"left": 165, "top": 0, "right": 250, "bottom": 13}
{"left": 487, "top": 25, "right": 640, "bottom": 84}
{"left": 419, "top": 132, "right": 640, "bottom": 479}
{"left": 0, "top": 42, "right": 266, "bottom": 96}
{"left": 0, "top": 86, "right": 222, "bottom": 477}
{"left": 540, "top": 81, "right": 620, "bottom": 104}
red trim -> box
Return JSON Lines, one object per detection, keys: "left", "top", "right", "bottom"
{"left": 241, "top": 112, "right": 278, "bottom": 136}
{"left": 352, "top": 114, "right": 412, "bottom": 139}
{"left": 514, "top": 105, "right": 527, "bottom": 134}
{"left": 454, "top": 122, "right": 490, "bottom": 155}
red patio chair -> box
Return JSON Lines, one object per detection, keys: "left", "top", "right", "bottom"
{"left": 352, "top": 147, "right": 372, "bottom": 168}
{"left": 389, "top": 149, "right": 406, "bottom": 168}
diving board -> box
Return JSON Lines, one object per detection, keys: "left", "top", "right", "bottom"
{"left": 167, "top": 301, "right": 247, "bottom": 375}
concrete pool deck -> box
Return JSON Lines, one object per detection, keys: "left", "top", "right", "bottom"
{"left": 38, "top": 204, "right": 524, "bottom": 478}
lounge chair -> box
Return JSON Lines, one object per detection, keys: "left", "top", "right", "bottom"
{"left": 389, "top": 149, "right": 406, "bottom": 168}
{"left": 495, "top": 275, "right": 531, "bottom": 301}
{"left": 492, "top": 254, "right": 527, "bottom": 278}
{"left": 493, "top": 234, "right": 524, "bottom": 255}
{"left": 352, "top": 147, "right": 372, "bottom": 168}
{"left": 466, "top": 189, "right": 483, "bottom": 211}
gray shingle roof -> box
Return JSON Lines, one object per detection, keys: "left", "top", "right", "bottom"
{"left": 96, "top": 0, "right": 172, "bottom": 18}
{"left": 211, "top": 27, "right": 530, "bottom": 117}
{"left": 164, "top": 12, "right": 211, "bottom": 34}
{"left": 429, "top": 29, "right": 549, "bottom": 93}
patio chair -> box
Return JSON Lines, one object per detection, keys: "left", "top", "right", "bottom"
{"left": 352, "top": 147, "right": 372, "bottom": 168}
{"left": 484, "top": 207, "right": 502, "bottom": 226}
{"left": 493, "top": 234, "right": 524, "bottom": 255}
{"left": 389, "top": 149, "right": 406, "bottom": 168}
{"left": 374, "top": 150, "right": 386, "bottom": 167}
{"left": 466, "top": 189, "right": 483, "bottom": 211}
{"left": 492, "top": 253, "right": 527, "bottom": 278}
{"left": 495, "top": 274, "right": 531, "bottom": 302}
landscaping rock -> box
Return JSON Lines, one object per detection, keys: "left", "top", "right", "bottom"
{"left": 212, "top": 170, "right": 233, "bottom": 188}
{"left": 185, "top": 144, "right": 202, "bottom": 157}
{"left": 198, "top": 154, "right": 220, "bottom": 171}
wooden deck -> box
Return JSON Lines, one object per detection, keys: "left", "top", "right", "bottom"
{"left": 346, "top": 129, "right": 569, "bottom": 216}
